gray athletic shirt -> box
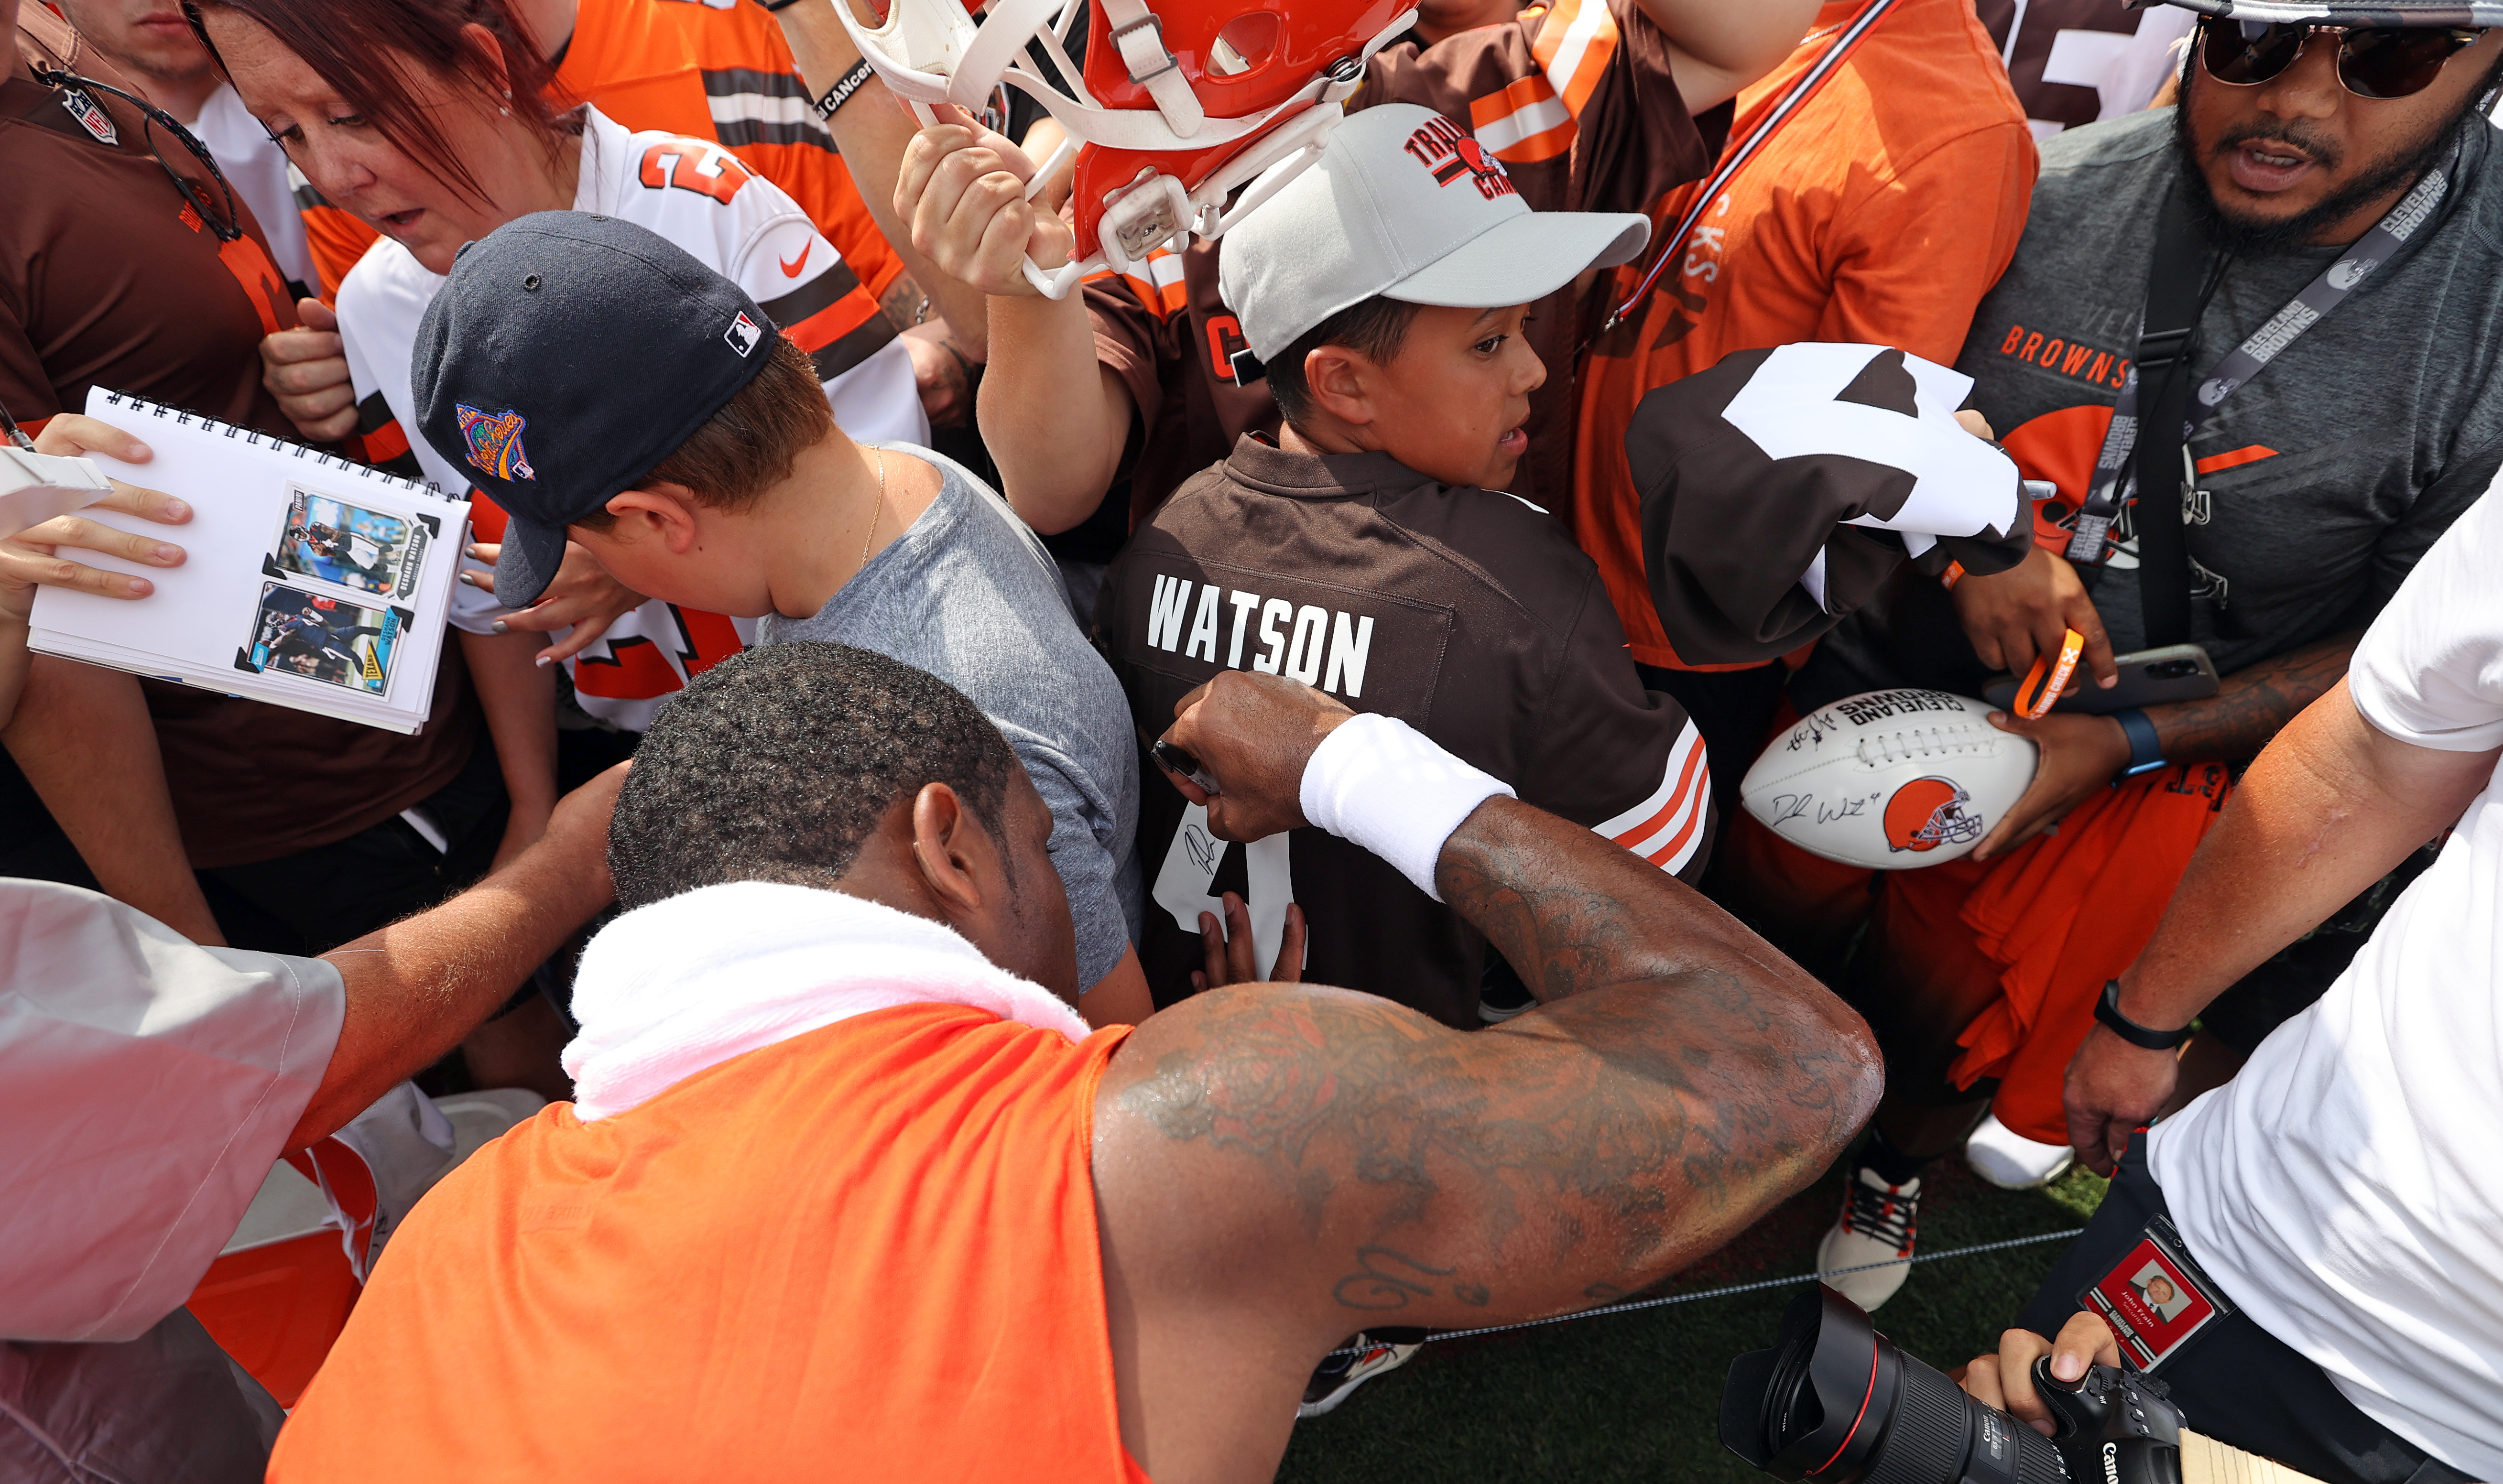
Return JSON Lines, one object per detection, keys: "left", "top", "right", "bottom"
{"left": 760, "top": 449, "right": 1143, "bottom": 991}
{"left": 1808, "top": 108, "right": 2503, "bottom": 701}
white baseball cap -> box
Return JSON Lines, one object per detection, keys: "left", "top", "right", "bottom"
{"left": 1218, "top": 103, "right": 1651, "bottom": 363}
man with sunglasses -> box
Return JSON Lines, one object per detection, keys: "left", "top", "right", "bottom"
{"left": 1723, "top": 0, "right": 2503, "bottom": 1321}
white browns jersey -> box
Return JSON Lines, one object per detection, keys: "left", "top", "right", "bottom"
{"left": 337, "top": 105, "right": 925, "bottom": 733}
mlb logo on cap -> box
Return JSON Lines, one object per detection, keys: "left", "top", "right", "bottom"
{"left": 725, "top": 312, "right": 762, "bottom": 357}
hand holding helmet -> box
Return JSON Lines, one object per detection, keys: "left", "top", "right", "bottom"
{"left": 840, "top": 0, "right": 1420, "bottom": 295}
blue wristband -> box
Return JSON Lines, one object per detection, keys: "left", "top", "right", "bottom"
{"left": 2112, "top": 707, "right": 2166, "bottom": 780}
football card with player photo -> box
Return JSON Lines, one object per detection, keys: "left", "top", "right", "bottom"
{"left": 243, "top": 582, "right": 404, "bottom": 695}
{"left": 268, "top": 488, "right": 424, "bottom": 598}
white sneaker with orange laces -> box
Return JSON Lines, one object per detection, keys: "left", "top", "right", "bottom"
{"left": 1815, "top": 1165, "right": 1921, "bottom": 1311}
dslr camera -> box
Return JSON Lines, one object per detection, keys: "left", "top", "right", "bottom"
{"left": 1721, "top": 1285, "right": 2185, "bottom": 1484}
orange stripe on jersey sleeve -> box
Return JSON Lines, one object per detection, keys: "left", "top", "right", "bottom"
{"left": 782, "top": 292, "right": 882, "bottom": 355}
{"left": 1470, "top": 74, "right": 1576, "bottom": 164}
{"left": 359, "top": 418, "right": 411, "bottom": 468}
{"left": 1527, "top": 0, "right": 1620, "bottom": 117}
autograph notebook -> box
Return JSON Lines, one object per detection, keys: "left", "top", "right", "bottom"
{"left": 28, "top": 388, "right": 470, "bottom": 734}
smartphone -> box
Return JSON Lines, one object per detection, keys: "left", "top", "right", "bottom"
{"left": 1982, "top": 643, "right": 2220, "bottom": 716}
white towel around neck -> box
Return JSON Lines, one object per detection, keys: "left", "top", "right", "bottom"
{"left": 561, "top": 881, "right": 1091, "bottom": 1121}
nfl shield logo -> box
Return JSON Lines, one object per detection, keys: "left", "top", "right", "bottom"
{"left": 60, "top": 90, "right": 118, "bottom": 146}
{"left": 724, "top": 312, "right": 762, "bottom": 357}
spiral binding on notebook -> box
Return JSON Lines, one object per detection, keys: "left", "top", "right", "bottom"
{"left": 96, "top": 390, "right": 444, "bottom": 496}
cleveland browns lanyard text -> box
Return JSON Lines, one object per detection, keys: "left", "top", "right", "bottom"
{"left": 2066, "top": 146, "right": 2455, "bottom": 564}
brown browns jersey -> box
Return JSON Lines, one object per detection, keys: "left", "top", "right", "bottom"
{"left": 1098, "top": 437, "right": 1712, "bottom": 1028}
{"left": 1080, "top": 0, "right": 1712, "bottom": 536}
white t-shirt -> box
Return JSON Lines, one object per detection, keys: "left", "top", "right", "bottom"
{"left": 336, "top": 105, "right": 926, "bottom": 733}
{"left": 184, "top": 83, "right": 320, "bottom": 295}
{"left": 2148, "top": 480, "right": 2503, "bottom": 1477}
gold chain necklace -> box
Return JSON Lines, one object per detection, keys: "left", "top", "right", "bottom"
{"left": 857, "top": 446, "right": 887, "bottom": 574}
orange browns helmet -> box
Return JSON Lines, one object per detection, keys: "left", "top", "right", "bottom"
{"left": 841, "top": 0, "right": 1416, "bottom": 295}
{"left": 1883, "top": 777, "right": 1984, "bottom": 854}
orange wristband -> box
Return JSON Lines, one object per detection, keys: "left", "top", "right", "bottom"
{"left": 2013, "top": 628, "right": 2086, "bottom": 720}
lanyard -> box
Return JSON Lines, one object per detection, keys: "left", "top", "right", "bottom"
{"left": 2064, "top": 146, "right": 2456, "bottom": 567}
{"left": 1597, "top": 0, "right": 1903, "bottom": 337}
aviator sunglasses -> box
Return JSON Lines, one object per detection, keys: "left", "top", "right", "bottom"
{"left": 2199, "top": 17, "right": 2483, "bottom": 100}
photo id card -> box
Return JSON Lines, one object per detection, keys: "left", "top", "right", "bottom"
{"left": 2080, "top": 1214, "right": 2235, "bottom": 1371}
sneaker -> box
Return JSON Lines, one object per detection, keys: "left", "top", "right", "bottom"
{"left": 1478, "top": 955, "right": 1535, "bottom": 1023}
{"left": 1478, "top": 977, "right": 1535, "bottom": 1023}
{"left": 1816, "top": 1165, "right": 1921, "bottom": 1311}
{"left": 1297, "top": 1333, "right": 1421, "bottom": 1418}
{"left": 1964, "top": 1112, "right": 2075, "bottom": 1190}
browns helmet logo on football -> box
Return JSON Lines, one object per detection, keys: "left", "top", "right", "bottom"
{"left": 1883, "top": 776, "right": 1983, "bottom": 854}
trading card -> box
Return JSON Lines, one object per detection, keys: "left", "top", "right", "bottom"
{"left": 267, "top": 487, "right": 426, "bottom": 598}
{"left": 239, "top": 582, "right": 406, "bottom": 696}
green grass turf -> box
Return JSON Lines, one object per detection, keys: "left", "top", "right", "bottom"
{"left": 1276, "top": 1152, "right": 2111, "bottom": 1483}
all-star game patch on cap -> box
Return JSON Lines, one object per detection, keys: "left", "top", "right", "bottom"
{"left": 411, "top": 211, "right": 782, "bottom": 609}
{"left": 1628, "top": 343, "right": 2037, "bottom": 667}
{"left": 1216, "top": 103, "right": 1651, "bottom": 365}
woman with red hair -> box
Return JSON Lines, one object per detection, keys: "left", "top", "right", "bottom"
{"left": 189, "top": 0, "right": 926, "bottom": 853}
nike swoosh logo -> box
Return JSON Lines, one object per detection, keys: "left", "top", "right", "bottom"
{"left": 779, "top": 243, "right": 811, "bottom": 278}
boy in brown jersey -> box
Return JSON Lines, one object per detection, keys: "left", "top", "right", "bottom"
{"left": 1102, "top": 104, "right": 1702, "bottom": 1028}
{"left": 1097, "top": 101, "right": 1703, "bottom": 1417}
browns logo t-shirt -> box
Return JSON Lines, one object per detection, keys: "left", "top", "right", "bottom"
{"left": 1099, "top": 437, "right": 1710, "bottom": 1027}
{"left": 1807, "top": 108, "right": 2503, "bottom": 704}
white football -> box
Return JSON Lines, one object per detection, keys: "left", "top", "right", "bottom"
{"left": 1740, "top": 689, "right": 2039, "bottom": 870}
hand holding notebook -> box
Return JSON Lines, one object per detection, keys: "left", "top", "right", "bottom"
{"left": 26, "top": 389, "right": 472, "bottom": 734}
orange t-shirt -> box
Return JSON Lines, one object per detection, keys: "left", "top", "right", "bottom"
{"left": 271, "top": 1005, "right": 1149, "bottom": 1483}
{"left": 1571, "top": 0, "right": 2036, "bottom": 670}
{"left": 298, "top": 0, "right": 905, "bottom": 312}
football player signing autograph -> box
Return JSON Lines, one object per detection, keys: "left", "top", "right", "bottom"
{"left": 269, "top": 652, "right": 1881, "bottom": 1484}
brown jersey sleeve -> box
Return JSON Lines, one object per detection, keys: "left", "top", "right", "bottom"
{"left": 1356, "top": 0, "right": 1707, "bottom": 216}
{"left": 1516, "top": 563, "right": 1716, "bottom": 881}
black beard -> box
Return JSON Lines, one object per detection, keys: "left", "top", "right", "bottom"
{"left": 2172, "top": 69, "right": 2480, "bottom": 256}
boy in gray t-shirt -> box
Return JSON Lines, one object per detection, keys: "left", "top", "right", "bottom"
{"left": 762, "top": 450, "right": 1142, "bottom": 1002}
{"left": 407, "top": 212, "right": 1147, "bottom": 1022}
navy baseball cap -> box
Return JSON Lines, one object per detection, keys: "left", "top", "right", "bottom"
{"left": 412, "top": 211, "right": 783, "bottom": 608}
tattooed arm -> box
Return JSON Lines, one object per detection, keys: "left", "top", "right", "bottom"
{"left": 2148, "top": 629, "right": 2359, "bottom": 762}
{"left": 1974, "top": 630, "right": 2361, "bottom": 861}
{"left": 1089, "top": 673, "right": 1878, "bottom": 1484}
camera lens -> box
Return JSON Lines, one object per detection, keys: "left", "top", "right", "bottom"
{"left": 1721, "top": 1285, "right": 2070, "bottom": 1484}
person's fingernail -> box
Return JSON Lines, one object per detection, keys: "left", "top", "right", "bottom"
{"left": 2032, "top": 1420, "right": 2057, "bottom": 1438}
{"left": 490, "top": 619, "right": 508, "bottom": 633}
{"left": 152, "top": 543, "right": 181, "bottom": 561}
{"left": 126, "top": 577, "right": 152, "bottom": 596}
{"left": 2052, "top": 1354, "right": 2085, "bottom": 1381}
{"left": 125, "top": 440, "right": 151, "bottom": 458}
{"left": 465, "top": 544, "right": 483, "bottom": 559}
{"left": 534, "top": 652, "right": 555, "bottom": 667}
{"left": 161, "top": 498, "right": 188, "bottom": 520}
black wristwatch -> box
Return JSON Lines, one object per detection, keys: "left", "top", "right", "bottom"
{"left": 2097, "top": 978, "right": 2193, "bottom": 1051}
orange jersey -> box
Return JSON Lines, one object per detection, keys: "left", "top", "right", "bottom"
{"left": 297, "top": 0, "right": 905, "bottom": 314}
{"left": 1571, "top": 0, "right": 2035, "bottom": 670}
{"left": 272, "top": 1004, "right": 1148, "bottom": 1482}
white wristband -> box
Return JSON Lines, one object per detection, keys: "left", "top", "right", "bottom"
{"left": 1298, "top": 713, "right": 1513, "bottom": 902}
